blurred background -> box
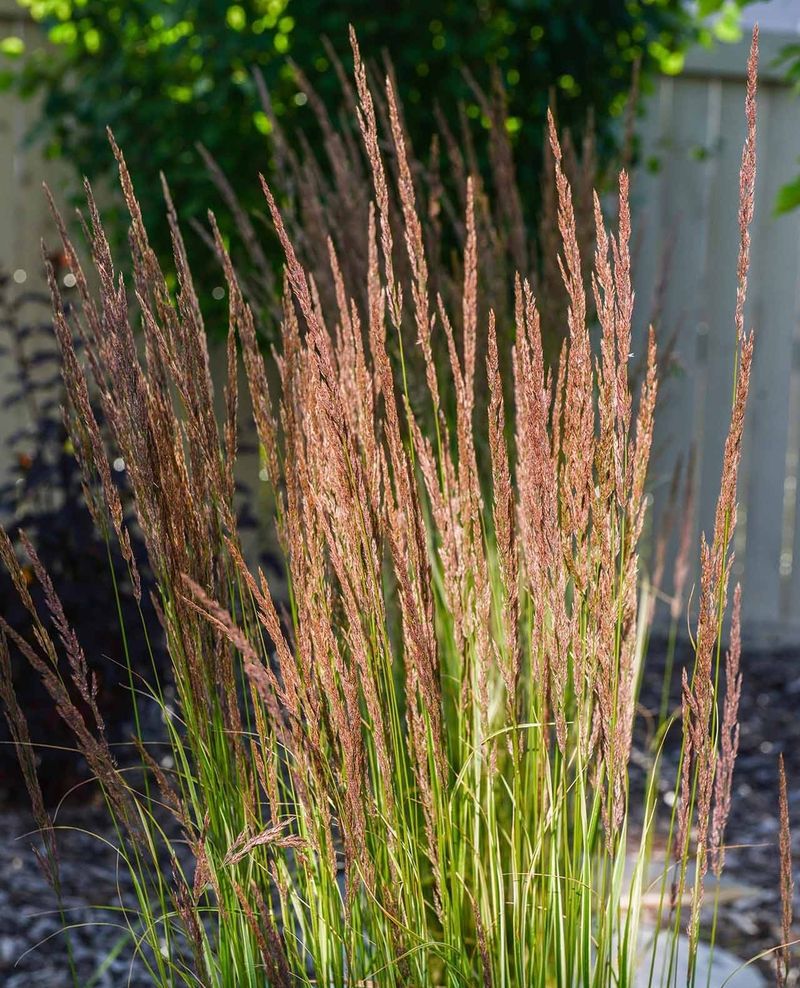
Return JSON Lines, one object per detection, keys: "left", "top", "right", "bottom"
{"left": 0, "top": 2, "right": 799, "bottom": 707}
{"left": 1, "top": 4, "right": 800, "bottom": 638}
{"left": 0, "top": 0, "right": 800, "bottom": 636}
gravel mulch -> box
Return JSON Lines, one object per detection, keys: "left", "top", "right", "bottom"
{"left": 0, "top": 805, "right": 152, "bottom": 987}
{"left": 637, "top": 626, "right": 800, "bottom": 983}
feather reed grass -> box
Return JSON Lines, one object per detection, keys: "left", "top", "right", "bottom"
{"left": 1, "top": 25, "right": 788, "bottom": 988}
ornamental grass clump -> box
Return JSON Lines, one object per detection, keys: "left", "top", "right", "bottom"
{"left": 0, "top": 26, "right": 777, "bottom": 988}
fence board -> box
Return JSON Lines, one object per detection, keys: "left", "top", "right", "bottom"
{"left": 742, "top": 85, "right": 800, "bottom": 621}
{"left": 633, "top": 77, "right": 717, "bottom": 613}
{"left": 694, "top": 80, "right": 750, "bottom": 599}
{"left": 636, "top": 32, "right": 800, "bottom": 630}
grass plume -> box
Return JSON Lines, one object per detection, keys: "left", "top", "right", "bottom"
{"left": 0, "top": 26, "right": 781, "bottom": 988}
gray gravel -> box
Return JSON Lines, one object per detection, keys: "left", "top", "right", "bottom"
{"left": 0, "top": 806, "right": 152, "bottom": 987}
{"left": 637, "top": 628, "right": 800, "bottom": 983}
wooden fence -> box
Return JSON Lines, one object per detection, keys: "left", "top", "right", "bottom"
{"left": 0, "top": 1, "right": 71, "bottom": 281}
{"left": 0, "top": 1, "right": 73, "bottom": 494}
{"left": 633, "top": 31, "right": 800, "bottom": 629}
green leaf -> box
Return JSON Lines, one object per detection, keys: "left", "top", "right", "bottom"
{"left": 712, "top": 1, "right": 743, "bottom": 44}
{"left": 649, "top": 40, "right": 685, "bottom": 76}
{"left": 697, "top": 0, "right": 727, "bottom": 15}
{"left": 775, "top": 174, "right": 800, "bottom": 216}
{"left": 0, "top": 36, "right": 26, "bottom": 57}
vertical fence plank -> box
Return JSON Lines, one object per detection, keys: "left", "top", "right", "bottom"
{"left": 742, "top": 85, "right": 800, "bottom": 622}
{"left": 693, "top": 81, "right": 751, "bottom": 602}
{"left": 0, "top": 7, "right": 77, "bottom": 499}
{"left": 637, "top": 34, "right": 800, "bottom": 633}
{"left": 634, "top": 77, "right": 718, "bottom": 620}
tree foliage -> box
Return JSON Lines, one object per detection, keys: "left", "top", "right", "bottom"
{"left": 776, "top": 41, "right": 800, "bottom": 215}
{"left": 2, "top": 0, "right": 734, "bottom": 310}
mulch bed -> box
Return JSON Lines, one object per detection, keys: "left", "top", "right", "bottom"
{"left": 0, "top": 804, "right": 152, "bottom": 987}
{"left": 637, "top": 626, "right": 800, "bottom": 983}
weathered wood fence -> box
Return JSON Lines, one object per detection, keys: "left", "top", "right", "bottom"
{"left": 633, "top": 31, "right": 800, "bottom": 628}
